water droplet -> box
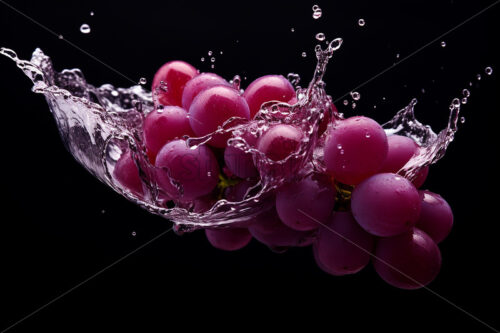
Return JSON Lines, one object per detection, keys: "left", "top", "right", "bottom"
{"left": 461, "top": 97, "right": 468, "bottom": 104}
{"left": 343, "top": 99, "right": 349, "bottom": 106}
{"left": 207, "top": 172, "right": 212, "bottom": 177}
{"left": 477, "top": 74, "right": 482, "bottom": 80}
{"left": 201, "top": 57, "right": 205, "bottom": 62}
{"left": 101, "top": 209, "right": 105, "bottom": 214}
{"left": 139, "top": 77, "right": 147, "bottom": 85}
{"left": 485, "top": 66, "right": 493, "bottom": 75}
{"left": 382, "top": 97, "right": 386, "bottom": 101}
{"left": 358, "top": 18, "right": 365, "bottom": 26}
{"left": 469, "top": 81, "right": 473, "bottom": 87}
{"left": 341, "top": 165, "right": 346, "bottom": 169}
{"left": 421, "top": 88, "right": 426, "bottom": 94}
{"left": 315, "top": 33, "right": 326, "bottom": 41}
{"left": 211, "top": 64, "right": 215, "bottom": 69}
{"left": 90, "top": 11, "right": 95, "bottom": 16}
{"left": 452, "top": 98, "right": 461, "bottom": 107}
{"left": 312, "top": 7, "right": 322, "bottom": 19}
{"left": 111, "top": 90, "right": 119, "bottom": 97}
{"left": 373, "top": 105, "right": 377, "bottom": 109}
{"left": 340, "top": 149, "right": 345, "bottom": 155}
{"left": 396, "top": 53, "right": 400, "bottom": 59}
{"left": 132, "top": 231, "right": 136, "bottom": 237}
{"left": 365, "top": 132, "right": 371, "bottom": 138}
{"left": 220, "top": 51, "right": 223, "bottom": 55}
{"left": 301, "top": 51, "right": 307, "bottom": 58}
{"left": 58, "top": 34, "right": 64, "bottom": 40}
{"left": 352, "top": 102, "right": 357, "bottom": 109}
{"left": 210, "top": 57, "right": 215, "bottom": 62}
{"left": 460, "top": 116, "right": 466, "bottom": 123}
{"left": 462, "top": 89, "right": 470, "bottom": 97}
{"left": 337, "top": 144, "right": 342, "bottom": 149}
{"left": 208, "top": 51, "right": 213, "bottom": 56}
{"left": 80, "top": 24, "right": 91, "bottom": 34}
{"left": 440, "top": 41, "right": 446, "bottom": 47}
{"left": 350, "top": 91, "right": 361, "bottom": 100}
{"left": 291, "top": 27, "right": 295, "bottom": 32}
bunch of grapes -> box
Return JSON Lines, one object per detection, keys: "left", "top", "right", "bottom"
{"left": 113, "top": 60, "right": 453, "bottom": 290}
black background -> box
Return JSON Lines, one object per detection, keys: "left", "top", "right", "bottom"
{"left": 1, "top": 0, "right": 499, "bottom": 332}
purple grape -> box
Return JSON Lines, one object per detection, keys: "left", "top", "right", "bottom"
{"left": 257, "top": 124, "right": 303, "bottom": 161}
{"left": 188, "top": 85, "right": 250, "bottom": 148}
{"left": 248, "top": 207, "right": 315, "bottom": 247}
{"left": 113, "top": 151, "right": 143, "bottom": 196}
{"left": 181, "top": 73, "right": 230, "bottom": 110}
{"left": 275, "top": 173, "right": 335, "bottom": 231}
{"left": 192, "top": 195, "right": 217, "bottom": 213}
{"left": 379, "top": 134, "right": 429, "bottom": 188}
{"left": 143, "top": 106, "right": 195, "bottom": 160}
{"left": 373, "top": 228, "right": 442, "bottom": 289}
{"left": 351, "top": 173, "right": 421, "bottom": 237}
{"left": 314, "top": 211, "right": 375, "bottom": 275}
{"left": 324, "top": 116, "right": 388, "bottom": 185}
{"left": 224, "top": 180, "right": 257, "bottom": 202}
{"left": 224, "top": 130, "right": 259, "bottom": 179}
{"left": 205, "top": 228, "right": 252, "bottom": 251}
{"left": 152, "top": 60, "right": 198, "bottom": 106}
{"left": 243, "top": 75, "right": 296, "bottom": 118}
{"left": 416, "top": 190, "right": 453, "bottom": 243}
{"left": 155, "top": 139, "right": 219, "bottom": 200}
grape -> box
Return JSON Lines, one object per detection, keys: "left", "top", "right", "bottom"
{"left": 324, "top": 116, "right": 388, "bottom": 185}
{"left": 416, "top": 190, "right": 453, "bottom": 243}
{"left": 155, "top": 139, "right": 219, "bottom": 200}
{"left": 243, "top": 75, "right": 296, "bottom": 118}
{"left": 248, "top": 207, "right": 315, "bottom": 248}
{"left": 113, "top": 151, "right": 143, "bottom": 196}
{"left": 314, "top": 211, "right": 375, "bottom": 275}
{"left": 152, "top": 60, "right": 198, "bottom": 106}
{"left": 379, "top": 134, "right": 429, "bottom": 188}
{"left": 275, "top": 173, "right": 335, "bottom": 231}
{"left": 192, "top": 195, "right": 217, "bottom": 213}
{"left": 205, "top": 228, "right": 252, "bottom": 251}
{"left": 257, "top": 124, "right": 303, "bottom": 161}
{"left": 373, "top": 228, "right": 442, "bottom": 289}
{"left": 188, "top": 85, "right": 250, "bottom": 148}
{"left": 224, "top": 180, "right": 257, "bottom": 202}
{"left": 351, "top": 173, "right": 421, "bottom": 237}
{"left": 318, "top": 103, "right": 337, "bottom": 136}
{"left": 143, "top": 106, "right": 195, "bottom": 160}
{"left": 224, "top": 130, "right": 259, "bottom": 179}
{"left": 181, "top": 73, "right": 230, "bottom": 110}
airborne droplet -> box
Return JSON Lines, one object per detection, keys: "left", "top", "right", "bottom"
{"left": 139, "top": 78, "right": 147, "bottom": 85}
{"left": 485, "top": 67, "right": 493, "bottom": 75}
{"left": 350, "top": 91, "right": 361, "bottom": 101}
{"left": 440, "top": 41, "right": 446, "bottom": 47}
{"left": 358, "top": 18, "right": 365, "bottom": 26}
{"left": 80, "top": 24, "right": 91, "bottom": 34}
{"left": 301, "top": 52, "right": 307, "bottom": 58}
{"left": 462, "top": 89, "right": 470, "bottom": 98}
{"left": 312, "top": 5, "right": 322, "bottom": 19}
{"left": 315, "top": 33, "right": 326, "bottom": 41}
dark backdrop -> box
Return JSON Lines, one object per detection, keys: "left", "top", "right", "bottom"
{"left": 1, "top": 0, "right": 499, "bottom": 332}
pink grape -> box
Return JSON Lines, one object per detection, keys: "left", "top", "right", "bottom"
{"left": 416, "top": 190, "right": 453, "bottom": 243}
{"left": 181, "top": 73, "right": 230, "bottom": 110}
{"left": 351, "top": 173, "right": 421, "bottom": 237}
{"left": 248, "top": 208, "right": 314, "bottom": 247}
{"left": 275, "top": 173, "right": 335, "bottom": 231}
{"left": 324, "top": 116, "right": 388, "bottom": 185}
{"left": 152, "top": 60, "right": 198, "bottom": 106}
{"left": 113, "top": 151, "right": 143, "bottom": 196}
{"left": 373, "top": 228, "right": 442, "bottom": 289}
{"left": 154, "top": 139, "right": 219, "bottom": 200}
{"left": 224, "top": 130, "right": 259, "bottom": 179}
{"left": 188, "top": 85, "right": 250, "bottom": 148}
{"left": 314, "top": 211, "right": 375, "bottom": 275}
{"left": 205, "top": 228, "right": 252, "bottom": 251}
{"left": 243, "top": 75, "right": 296, "bottom": 118}
{"left": 318, "top": 103, "right": 338, "bottom": 136}
{"left": 257, "top": 124, "right": 303, "bottom": 161}
{"left": 379, "top": 134, "right": 429, "bottom": 188}
{"left": 143, "top": 106, "right": 195, "bottom": 160}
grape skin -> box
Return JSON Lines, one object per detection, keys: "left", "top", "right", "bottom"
{"left": 205, "top": 228, "right": 252, "bottom": 251}
{"left": 182, "top": 73, "right": 230, "bottom": 110}
{"left": 243, "top": 75, "right": 296, "bottom": 118}
{"left": 416, "top": 190, "right": 453, "bottom": 243}
{"left": 113, "top": 150, "right": 143, "bottom": 197}
{"left": 152, "top": 60, "right": 198, "bottom": 106}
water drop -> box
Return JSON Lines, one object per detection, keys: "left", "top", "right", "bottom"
{"left": 452, "top": 98, "right": 461, "bottom": 107}
{"left": 111, "top": 90, "right": 119, "bottom": 97}
{"left": 80, "top": 24, "right": 91, "bottom": 34}
{"left": 301, "top": 52, "right": 307, "bottom": 58}
{"left": 462, "top": 89, "right": 470, "bottom": 97}
{"left": 315, "top": 33, "right": 326, "bottom": 41}
{"left": 396, "top": 53, "right": 400, "bottom": 59}
{"left": 101, "top": 209, "right": 105, "bottom": 214}
{"left": 208, "top": 50, "right": 213, "bottom": 56}
{"left": 440, "top": 41, "right": 446, "bottom": 47}
{"left": 476, "top": 74, "right": 482, "bottom": 80}
{"left": 352, "top": 102, "right": 357, "bottom": 109}
{"left": 139, "top": 77, "right": 147, "bottom": 85}
{"left": 340, "top": 149, "right": 345, "bottom": 155}
{"left": 337, "top": 144, "right": 342, "bottom": 149}
{"left": 207, "top": 172, "right": 212, "bottom": 177}
{"left": 201, "top": 57, "right": 205, "bottom": 62}
{"left": 485, "top": 67, "right": 493, "bottom": 75}
{"left": 350, "top": 91, "right": 361, "bottom": 100}
{"left": 312, "top": 6, "right": 322, "bottom": 19}
{"left": 58, "top": 34, "right": 64, "bottom": 40}
{"left": 132, "top": 231, "right": 136, "bottom": 237}
{"left": 211, "top": 64, "right": 215, "bottom": 69}
{"left": 358, "top": 18, "right": 366, "bottom": 26}
{"left": 365, "top": 132, "right": 371, "bottom": 138}
{"left": 373, "top": 105, "right": 377, "bottom": 109}
{"left": 461, "top": 97, "right": 468, "bottom": 104}
{"left": 382, "top": 97, "right": 386, "bottom": 101}
{"left": 460, "top": 116, "right": 466, "bottom": 123}
{"left": 210, "top": 57, "right": 215, "bottom": 62}
{"left": 291, "top": 27, "right": 295, "bottom": 32}
{"left": 421, "top": 88, "right": 426, "bottom": 94}
{"left": 90, "top": 11, "right": 95, "bottom": 16}
{"left": 343, "top": 99, "right": 349, "bottom": 106}
{"left": 220, "top": 51, "right": 223, "bottom": 55}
